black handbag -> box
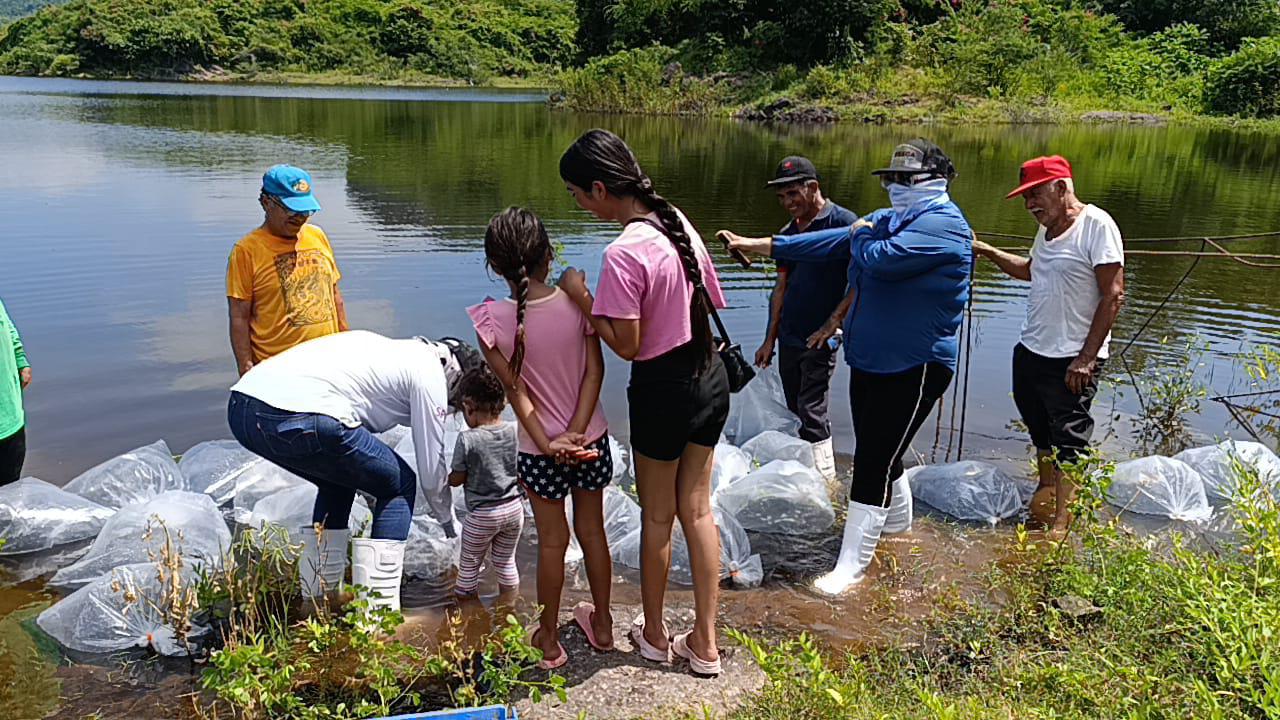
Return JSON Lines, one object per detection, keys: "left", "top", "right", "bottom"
{"left": 705, "top": 287, "right": 756, "bottom": 394}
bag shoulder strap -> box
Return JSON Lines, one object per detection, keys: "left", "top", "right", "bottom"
{"left": 625, "top": 216, "right": 733, "bottom": 345}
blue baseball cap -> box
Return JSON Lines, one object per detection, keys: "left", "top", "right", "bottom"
{"left": 261, "top": 164, "right": 321, "bottom": 214}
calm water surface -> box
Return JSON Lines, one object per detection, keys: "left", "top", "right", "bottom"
{"left": 2, "top": 76, "right": 1279, "bottom": 483}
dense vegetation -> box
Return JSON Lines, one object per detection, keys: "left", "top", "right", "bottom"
{"left": 3, "top": 0, "right": 1280, "bottom": 120}
{"left": 0, "top": 0, "right": 577, "bottom": 83}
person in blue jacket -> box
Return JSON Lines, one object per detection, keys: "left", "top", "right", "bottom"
{"left": 718, "top": 139, "right": 972, "bottom": 596}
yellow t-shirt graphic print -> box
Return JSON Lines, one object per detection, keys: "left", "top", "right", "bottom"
{"left": 226, "top": 224, "right": 342, "bottom": 362}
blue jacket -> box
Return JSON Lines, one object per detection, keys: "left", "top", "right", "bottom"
{"left": 771, "top": 202, "right": 972, "bottom": 374}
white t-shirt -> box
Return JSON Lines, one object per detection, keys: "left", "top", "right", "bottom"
{"left": 231, "top": 330, "right": 454, "bottom": 532}
{"left": 1019, "top": 204, "right": 1125, "bottom": 359}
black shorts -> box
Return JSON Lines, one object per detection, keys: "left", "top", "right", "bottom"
{"left": 518, "top": 435, "right": 613, "bottom": 501}
{"left": 1012, "top": 343, "right": 1104, "bottom": 464}
{"left": 627, "top": 342, "right": 730, "bottom": 462}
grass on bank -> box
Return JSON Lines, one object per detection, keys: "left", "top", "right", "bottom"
{"left": 723, "top": 453, "right": 1280, "bottom": 719}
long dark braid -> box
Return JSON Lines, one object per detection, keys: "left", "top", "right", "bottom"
{"left": 483, "top": 207, "right": 553, "bottom": 379}
{"left": 559, "top": 129, "right": 714, "bottom": 369}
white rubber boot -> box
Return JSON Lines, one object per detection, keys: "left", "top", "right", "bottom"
{"left": 298, "top": 526, "right": 349, "bottom": 601}
{"left": 350, "top": 538, "right": 406, "bottom": 613}
{"left": 813, "top": 501, "right": 888, "bottom": 596}
{"left": 882, "top": 473, "right": 914, "bottom": 535}
{"left": 812, "top": 437, "right": 837, "bottom": 483}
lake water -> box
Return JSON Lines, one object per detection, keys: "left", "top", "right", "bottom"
{"left": 2, "top": 76, "right": 1279, "bottom": 483}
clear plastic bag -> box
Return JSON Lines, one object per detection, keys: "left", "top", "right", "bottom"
{"left": 722, "top": 366, "right": 800, "bottom": 445}
{"left": 248, "top": 484, "right": 372, "bottom": 542}
{"left": 612, "top": 507, "right": 762, "bottom": 588}
{"left": 741, "top": 430, "right": 814, "bottom": 469}
{"left": 404, "top": 515, "right": 460, "bottom": 580}
{"left": 712, "top": 459, "right": 834, "bottom": 535}
{"left": 178, "top": 440, "right": 261, "bottom": 506}
{"left": 711, "top": 443, "right": 751, "bottom": 496}
{"left": 37, "top": 562, "right": 205, "bottom": 656}
{"left": 63, "top": 440, "right": 186, "bottom": 510}
{"left": 608, "top": 436, "right": 634, "bottom": 486}
{"left": 230, "top": 460, "right": 309, "bottom": 524}
{"left": 1174, "top": 440, "right": 1280, "bottom": 504}
{"left": 0, "top": 477, "right": 115, "bottom": 556}
{"left": 1110, "top": 456, "right": 1211, "bottom": 521}
{"left": 910, "top": 461, "right": 1033, "bottom": 526}
{"left": 49, "top": 491, "right": 232, "bottom": 591}
{"left": 375, "top": 425, "right": 411, "bottom": 448}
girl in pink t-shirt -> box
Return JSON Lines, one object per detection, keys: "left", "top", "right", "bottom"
{"left": 467, "top": 207, "right": 614, "bottom": 669}
{"left": 556, "top": 129, "right": 728, "bottom": 677}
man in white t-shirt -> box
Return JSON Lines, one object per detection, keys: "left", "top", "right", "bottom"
{"left": 973, "top": 156, "right": 1125, "bottom": 533}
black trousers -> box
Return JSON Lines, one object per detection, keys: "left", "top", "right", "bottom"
{"left": 0, "top": 426, "right": 26, "bottom": 487}
{"left": 1011, "top": 343, "right": 1103, "bottom": 465}
{"left": 778, "top": 344, "right": 838, "bottom": 443}
{"left": 849, "top": 363, "right": 953, "bottom": 507}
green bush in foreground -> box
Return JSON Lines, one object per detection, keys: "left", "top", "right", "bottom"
{"left": 729, "top": 454, "right": 1280, "bottom": 719}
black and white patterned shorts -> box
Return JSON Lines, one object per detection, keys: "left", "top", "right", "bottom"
{"left": 518, "top": 435, "right": 613, "bottom": 501}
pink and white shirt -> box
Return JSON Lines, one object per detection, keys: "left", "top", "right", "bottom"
{"left": 467, "top": 288, "right": 609, "bottom": 455}
{"left": 592, "top": 211, "right": 727, "bottom": 361}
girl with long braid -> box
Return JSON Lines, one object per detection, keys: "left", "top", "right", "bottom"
{"left": 466, "top": 207, "right": 616, "bottom": 669}
{"left": 557, "top": 129, "right": 729, "bottom": 677}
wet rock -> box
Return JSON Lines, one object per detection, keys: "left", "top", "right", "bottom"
{"left": 737, "top": 99, "right": 839, "bottom": 124}
{"left": 1080, "top": 111, "right": 1165, "bottom": 125}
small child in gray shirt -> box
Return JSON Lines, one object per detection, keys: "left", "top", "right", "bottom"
{"left": 448, "top": 368, "right": 523, "bottom": 597}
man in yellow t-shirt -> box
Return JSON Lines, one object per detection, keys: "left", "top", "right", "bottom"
{"left": 227, "top": 165, "right": 348, "bottom": 375}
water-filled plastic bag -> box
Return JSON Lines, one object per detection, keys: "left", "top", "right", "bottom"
{"left": 405, "top": 515, "right": 460, "bottom": 580}
{"left": 711, "top": 443, "right": 752, "bottom": 496}
{"left": 0, "top": 477, "right": 114, "bottom": 556}
{"left": 1110, "top": 456, "right": 1211, "bottom": 521}
{"left": 63, "top": 440, "right": 186, "bottom": 509}
{"left": 1174, "top": 440, "right": 1280, "bottom": 503}
{"left": 612, "top": 506, "right": 761, "bottom": 587}
{"left": 248, "top": 484, "right": 371, "bottom": 541}
{"left": 722, "top": 366, "right": 799, "bottom": 445}
{"left": 49, "top": 491, "right": 231, "bottom": 590}
{"left": 178, "top": 440, "right": 261, "bottom": 506}
{"left": 910, "top": 461, "right": 1033, "bottom": 526}
{"left": 38, "top": 562, "right": 205, "bottom": 656}
{"left": 230, "top": 460, "right": 309, "bottom": 524}
{"left": 713, "top": 459, "right": 834, "bottom": 535}
{"left": 741, "top": 430, "right": 814, "bottom": 468}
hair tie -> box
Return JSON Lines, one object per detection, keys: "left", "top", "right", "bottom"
{"left": 637, "top": 177, "right": 653, "bottom": 192}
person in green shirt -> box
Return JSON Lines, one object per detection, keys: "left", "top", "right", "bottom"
{"left": 0, "top": 297, "right": 31, "bottom": 486}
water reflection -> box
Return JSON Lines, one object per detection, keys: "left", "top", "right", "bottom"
{"left": 0, "top": 77, "right": 1278, "bottom": 483}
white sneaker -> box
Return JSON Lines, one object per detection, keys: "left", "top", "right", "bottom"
{"left": 813, "top": 501, "right": 888, "bottom": 596}
{"left": 812, "top": 437, "right": 836, "bottom": 483}
{"left": 350, "top": 538, "right": 406, "bottom": 613}
{"left": 298, "top": 526, "right": 348, "bottom": 601}
{"left": 882, "top": 472, "right": 914, "bottom": 535}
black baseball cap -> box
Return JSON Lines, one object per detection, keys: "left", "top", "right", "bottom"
{"left": 765, "top": 156, "right": 819, "bottom": 187}
{"left": 870, "top": 139, "right": 956, "bottom": 180}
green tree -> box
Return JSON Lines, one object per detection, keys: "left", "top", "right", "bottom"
{"left": 1091, "top": 0, "right": 1280, "bottom": 50}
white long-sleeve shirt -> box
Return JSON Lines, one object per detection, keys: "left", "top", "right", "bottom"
{"left": 230, "top": 330, "right": 454, "bottom": 534}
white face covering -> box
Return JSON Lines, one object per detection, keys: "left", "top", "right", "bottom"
{"left": 885, "top": 178, "right": 950, "bottom": 231}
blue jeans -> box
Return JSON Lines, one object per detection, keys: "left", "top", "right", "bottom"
{"left": 227, "top": 392, "right": 415, "bottom": 541}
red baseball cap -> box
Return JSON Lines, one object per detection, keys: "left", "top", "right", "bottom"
{"left": 1005, "top": 155, "right": 1073, "bottom": 199}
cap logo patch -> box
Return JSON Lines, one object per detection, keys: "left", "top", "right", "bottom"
{"left": 292, "top": 179, "right": 310, "bottom": 193}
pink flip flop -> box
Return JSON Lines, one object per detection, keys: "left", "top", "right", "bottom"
{"left": 528, "top": 627, "right": 568, "bottom": 670}
{"left": 672, "top": 630, "right": 722, "bottom": 677}
{"left": 629, "top": 613, "right": 671, "bottom": 664}
{"left": 573, "top": 602, "right": 614, "bottom": 652}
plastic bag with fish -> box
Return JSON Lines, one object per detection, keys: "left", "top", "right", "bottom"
{"left": 63, "top": 439, "right": 186, "bottom": 509}
{"left": 49, "top": 491, "right": 232, "bottom": 591}
{"left": 178, "top": 440, "right": 262, "bottom": 506}
{"left": 712, "top": 460, "right": 834, "bottom": 535}
{"left": 910, "top": 461, "right": 1034, "bottom": 526}
{"left": 1174, "top": 440, "right": 1280, "bottom": 504}
{"left": 721, "top": 366, "right": 800, "bottom": 445}
{"left": 0, "top": 477, "right": 115, "bottom": 556}
{"left": 38, "top": 562, "right": 206, "bottom": 656}
{"left": 741, "top": 430, "right": 815, "bottom": 468}
{"left": 1109, "top": 456, "right": 1211, "bottom": 521}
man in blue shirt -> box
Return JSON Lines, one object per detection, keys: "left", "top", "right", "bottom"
{"left": 754, "top": 156, "right": 858, "bottom": 483}
{"left": 719, "top": 139, "right": 972, "bottom": 596}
